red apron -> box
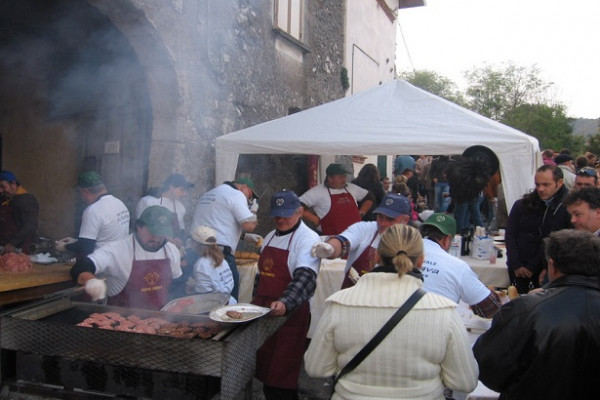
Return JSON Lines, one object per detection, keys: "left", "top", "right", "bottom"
{"left": 108, "top": 237, "right": 172, "bottom": 310}
{"left": 253, "top": 231, "right": 310, "bottom": 389}
{"left": 319, "top": 187, "right": 361, "bottom": 235}
{"left": 341, "top": 230, "right": 378, "bottom": 289}
{"left": 0, "top": 198, "right": 33, "bottom": 254}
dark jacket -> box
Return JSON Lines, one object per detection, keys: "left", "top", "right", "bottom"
{"left": 0, "top": 191, "right": 39, "bottom": 250}
{"left": 473, "top": 274, "right": 600, "bottom": 400}
{"left": 505, "top": 184, "right": 571, "bottom": 274}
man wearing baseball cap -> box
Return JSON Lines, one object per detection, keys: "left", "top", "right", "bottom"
{"left": 190, "top": 176, "right": 262, "bottom": 300}
{"left": 421, "top": 213, "right": 501, "bottom": 318}
{"left": 70, "top": 205, "right": 182, "bottom": 310}
{"left": 56, "top": 171, "right": 130, "bottom": 258}
{"left": 136, "top": 173, "right": 194, "bottom": 244}
{"left": 554, "top": 153, "right": 576, "bottom": 190}
{"left": 311, "top": 193, "right": 412, "bottom": 288}
{"left": 0, "top": 170, "right": 39, "bottom": 254}
{"left": 299, "top": 163, "right": 375, "bottom": 235}
{"left": 253, "top": 190, "right": 320, "bottom": 400}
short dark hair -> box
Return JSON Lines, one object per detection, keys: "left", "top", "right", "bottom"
{"left": 565, "top": 186, "right": 600, "bottom": 209}
{"left": 421, "top": 224, "right": 449, "bottom": 242}
{"left": 537, "top": 164, "right": 563, "bottom": 182}
{"left": 545, "top": 229, "right": 600, "bottom": 276}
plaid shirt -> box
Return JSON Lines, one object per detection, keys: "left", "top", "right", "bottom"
{"left": 471, "top": 290, "right": 502, "bottom": 318}
{"left": 280, "top": 267, "right": 317, "bottom": 313}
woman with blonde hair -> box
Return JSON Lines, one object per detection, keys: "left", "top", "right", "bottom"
{"left": 305, "top": 224, "right": 477, "bottom": 399}
{"left": 189, "top": 225, "right": 236, "bottom": 304}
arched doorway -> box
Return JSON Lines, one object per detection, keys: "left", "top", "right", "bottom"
{"left": 0, "top": 0, "right": 155, "bottom": 239}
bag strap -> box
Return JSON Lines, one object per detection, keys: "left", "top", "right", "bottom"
{"left": 333, "top": 288, "right": 426, "bottom": 386}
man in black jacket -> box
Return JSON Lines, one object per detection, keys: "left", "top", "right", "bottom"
{"left": 474, "top": 229, "right": 600, "bottom": 400}
{"left": 505, "top": 165, "right": 571, "bottom": 293}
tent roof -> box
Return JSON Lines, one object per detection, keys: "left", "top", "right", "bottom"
{"left": 216, "top": 79, "right": 541, "bottom": 210}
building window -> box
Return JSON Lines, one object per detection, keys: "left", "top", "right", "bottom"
{"left": 274, "top": 0, "right": 304, "bottom": 42}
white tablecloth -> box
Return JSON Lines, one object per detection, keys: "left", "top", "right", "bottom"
{"left": 459, "top": 253, "right": 510, "bottom": 288}
{"left": 237, "top": 260, "right": 259, "bottom": 304}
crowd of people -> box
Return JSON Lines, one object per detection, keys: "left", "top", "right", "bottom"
{"left": 2, "top": 148, "right": 600, "bottom": 399}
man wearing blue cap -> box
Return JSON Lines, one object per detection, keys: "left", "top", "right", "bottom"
{"left": 0, "top": 170, "right": 39, "bottom": 254}
{"left": 253, "top": 190, "right": 320, "bottom": 400}
{"left": 311, "top": 193, "right": 412, "bottom": 288}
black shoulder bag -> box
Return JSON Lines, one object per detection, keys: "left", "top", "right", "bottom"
{"left": 333, "top": 288, "right": 426, "bottom": 388}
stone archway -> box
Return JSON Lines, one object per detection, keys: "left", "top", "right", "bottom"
{"left": 0, "top": 0, "right": 178, "bottom": 239}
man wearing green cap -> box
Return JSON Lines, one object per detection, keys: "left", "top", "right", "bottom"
{"left": 56, "top": 171, "right": 130, "bottom": 258}
{"left": 70, "top": 205, "right": 182, "bottom": 310}
{"left": 421, "top": 213, "right": 501, "bottom": 318}
{"left": 190, "top": 177, "right": 262, "bottom": 300}
{"left": 299, "top": 163, "right": 375, "bottom": 235}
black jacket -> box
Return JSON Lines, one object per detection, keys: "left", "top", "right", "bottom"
{"left": 473, "top": 274, "right": 600, "bottom": 400}
{"left": 505, "top": 184, "right": 571, "bottom": 274}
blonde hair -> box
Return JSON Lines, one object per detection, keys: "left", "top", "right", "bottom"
{"left": 377, "top": 224, "right": 423, "bottom": 276}
{"left": 191, "top": 242, "right": 224, "bottom": 267}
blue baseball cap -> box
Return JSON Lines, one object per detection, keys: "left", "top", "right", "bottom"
{"left": 270, "top": 190, "right": 301, "bottom": 218}
{"left": 373, "top": 193, "right": 411, "bottom": 218}
{"left": 0, "top": 170, "right": 17, "bottom": 182}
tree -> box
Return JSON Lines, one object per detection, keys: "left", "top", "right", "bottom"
{"left": 586, "top": 134, "right": 600, "bottom": 157}
{"left": 502, "top": 103, "right": 584, "bottom": 152}
{"left": 399, "top": 69, "right": 465, "bottom": 105}
{"left": 464, "top": 63, "right": 547, "bottom": 120}
{"left": 464, "top": 62, "right": 580, "bottom": 152}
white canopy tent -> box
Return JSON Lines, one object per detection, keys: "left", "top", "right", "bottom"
{"left": 216, "top": 79, "right": 541, "bottom": 211}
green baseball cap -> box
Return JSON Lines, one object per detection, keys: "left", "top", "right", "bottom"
{"left": 138, "top": 205, "right": 174, "bottom": 237}
{"left": 75, "top": 171, "right": 103, "bottom": 188}
{"left": 326, "top": 163, "right": 350, "bottom": 176}
{"left": 423, "top": 213, "right": 457, "bottom": 236}
{"left": 234, "top": 177, "right": 258, "bottom": 199}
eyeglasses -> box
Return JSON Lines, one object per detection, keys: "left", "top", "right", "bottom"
{"left": 577, "top": 168, "right": 597, "bottom": 177}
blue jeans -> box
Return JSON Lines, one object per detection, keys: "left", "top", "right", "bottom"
{"left": 454, "top": 194, "right": 484, "bottom": 233}
{"left": 435, "top": 182, "right": 450, "bottom": 212}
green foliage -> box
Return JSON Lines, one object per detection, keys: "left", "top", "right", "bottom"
{"left": 399, "top": 69, "right": 465, "bottom": 105}
{"left": 586, "top": 134, "right": 600, "bottom": 156}
{"left": 340, "top": 67, "right": 349, "bottom": 92}
{"left": 502, "top": 103, "right": 583, "bottom": 152}
{"left": 464, "top": 63, "right": 546, "bottom": 120}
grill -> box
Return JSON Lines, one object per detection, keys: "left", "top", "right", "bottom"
{"left": 0, "top": 295, "right": 285, "bottom": 399}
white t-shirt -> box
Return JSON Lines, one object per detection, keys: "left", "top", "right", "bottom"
{"left": 88, "top": 234, "right": 182, "bottom": 297}
{"left": 299, "top": 183, "right": 369, "bottom": 219}
{"left": 192, "top": 256, "right": 236, "bottom": 304}
{"left": 191, "top": 183, "right": 254, "bottom": 249}
{"left": 261, "top": 221, "right": 321, "bottom": 277}
{"left": 136, "top": 195, "right": 186, "bottom": 230}
{"left": 79, "top": 194, "right": 130, "bottom": 248}
{"left": 338, "top": 221, "right": 380, "bottom": 273}
{"left": 421, "top": 238, "right": 490, "bottom": 305}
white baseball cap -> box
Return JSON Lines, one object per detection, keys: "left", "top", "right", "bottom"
{"left": 191, "top": 225, "right": 218, "bottom": 245}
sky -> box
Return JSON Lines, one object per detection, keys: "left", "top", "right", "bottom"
{"left": 395, "top": 0, "right": 600, "bottom": 119}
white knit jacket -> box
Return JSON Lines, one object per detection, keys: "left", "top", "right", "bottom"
{"left": 305, "top": 273, "right": 478, "bottom": 400}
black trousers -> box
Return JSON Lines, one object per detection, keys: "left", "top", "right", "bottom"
{"left": 263, "top": 384, "right": 298, "bottom": 400}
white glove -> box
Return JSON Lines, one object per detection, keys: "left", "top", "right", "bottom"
{"left": 311, "top": 242, "right": 334, "bottom": 258}
{"left": 85, "top": 278, "right": 107, "bottom": 301}
{"left": 243, "top": 233, "right": 264, "bottom": 245}
{"left": 55, "top": 237, "right": 77, "bottom": 252}
{"left": 250, "top": 199, "right": 259, "bottom": 214}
